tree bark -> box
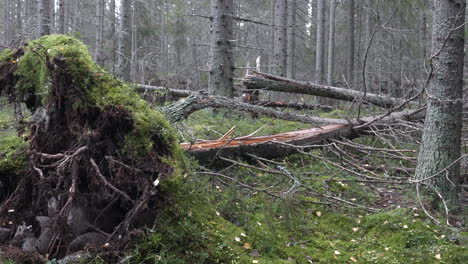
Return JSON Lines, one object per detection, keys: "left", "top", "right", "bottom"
{"left": 414, "top": 0, "right": 465, "bottom": 209}
{"left": 347, "top": 0, "right": 355, "bottom": 88}
{"left": 272, "top": 0, "right": 288, "bottom": 76}
{"left": 208, "top": 0, "right": 234, "bottom": 97}
{"left": 315, "top": 0, "right": 326, "bottom": 84}
{"left": 326, "top": 0, "right": 336, "bottom": 86}
{"left": 38, "top": 0, "right": 51, "bottom": 36}
{"left": 286, "top": 0, "right": 296, "bottom": 79}
{"left": 243, "top": 72, "right": 410, "bottom": 108}
{"left": 117, "top": 0, "right": 132, "bottom": 81}
{"left": 57, "top": 0, "right": 65, "bottom": 34}
{"left": 94, "top": 0, "right": 104, "bottom": 65}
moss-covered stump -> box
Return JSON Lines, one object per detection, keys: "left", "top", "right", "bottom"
{"left": 0, "top": 35, "right": 185, "bottom": 259}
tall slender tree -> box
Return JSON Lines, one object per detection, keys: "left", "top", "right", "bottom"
{"left": 38, "top": 0, "right": 51, "bottom": 36}
{"left": 272, "top": 0, "right": 287, "bottom": 77}
{"left": 315, "top": 0, "right": 325, "bottom": 84}
{"left": 117, "top": 0, "right": 132, "bottom": 81}
{"left": 208, "top": 0, "right": 234, "bottom": 97}
{"left": 286, "top": 0, "right": 296, "bottom": 79}
{"left": 414, "top": 0, "right": 465, "bottom": 209}
{"left": 347, "top": 0, "right": 355, "bottom": 88}
{"left": 326, "top": 0, "right": 336, "bottom": 86}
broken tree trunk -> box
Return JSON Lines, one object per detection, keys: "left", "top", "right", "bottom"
{"left": 167, "top": 93, "right": 425, "bottom": 161}
{"left": 242, "top": 72, "right": 412, "bottom": 109}
{"left": 180, "top": 124, "right": 355, "bottom": 163}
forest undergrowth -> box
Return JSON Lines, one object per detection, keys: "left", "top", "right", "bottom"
{"left": 1, "top": 105, "right": 467, "bottom": 264}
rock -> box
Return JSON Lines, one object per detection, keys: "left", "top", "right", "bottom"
{"left": 21, "top": 237, "right": 37, "bottom": 251}
{"left": 47, "top": 197, "right": 58, "bottom": 216}
{"left": 68, "top": 232, "right": 108, "bottom": 254}
{"left": 58, "top": 251, "right": 91, "bottom": 264}
{"left": 67, "top": 206, "right": 89, "bottom": 235}
{"left": 0, "top": 227, "right": 10, "bottom": 243}
{"left": 36, "top": 227, "right": 53, "bottom": 254}
{"left": 35, "top": 216, "right": 50, "bottom": 229}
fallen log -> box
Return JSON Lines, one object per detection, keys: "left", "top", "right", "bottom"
{"left": 242, "top": 72, "right": 411, "bottom": 109}
{"left": 162, "top": 92, "right": 425, "bottom": 126}
{"left": 251, "top": 101, "right": 333, "bottom": 112}
{"left": 162, "top": 92, "right": 344, "bottom": 124}
{"left": 172, "top": 93, "right": 425, "bottom": 161}
{"left": 180, "top": 124, "right": 355, "bottom": 163}
{"left": 135, "top": 84, "right": 193, "bottom": 97}
{"left": 136, "top": 84, "right": 333, "bottom": 111}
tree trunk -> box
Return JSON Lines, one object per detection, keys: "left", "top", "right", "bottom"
{"left": 286, "top": 0, "right": 296, "bottom": 79}
{"left": 414, "top": 0, "right": 465, "bottom": 209}
{"left": 208, "top": 0, "right": 234, "bottom": 97}
{"left": 38, "top": 0, "right": 51, "bottom": 36}
{"left": 326, "top": 0, "right": 336, "bottom": 86}
{"left": 243, "top": 72, "right": 411, "bottom": 108}
{"left": 117, "top": 0, "right": 132, "bottom": 81}
{"left": 272, "top": 0, "right": 287, "bottom": 76}
{"left": 110, "top": 0, "right": 116, "bottom": 73}
{"left": 347, "top": 0, "right": 355, "bottom": 88}
{"left": 57, "top": 0, "right": 65, "bottom": 34}
{"left": 94, "top": 0, "right": 104, "bottom": 65}
{"left": 315, "top": 0, "right": 326, "bottom": 84}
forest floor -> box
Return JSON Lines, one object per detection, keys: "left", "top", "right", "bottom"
{"left": 1, "top": 103, "right": 467, "bottom": 264}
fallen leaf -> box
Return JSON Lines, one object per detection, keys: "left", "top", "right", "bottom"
{"left": 435, "top": 254, "right": 441, "bottom": 260}
{"left": 257, "top": 221, "right": 262, "bottom": 226}
{"left": 350, "top": 256, "right": 358, "bottom": 262}
{"left": 403, "top": 225, "right": 408, "bottom": 229}
{"left": 316, "top": 211, "right": 322, "bottom": 217}
{"left": 235, "top": 237, "right": 241, "bottom": 242}
{"left": 252, "top": 260, "right": 259, "bottom": 264}
{"left": 384, "top": 247, "right": 390, "bottom": 251}
{"left": 352, "top": 227, "right": 359, "bottom": 232}
{"left": 216, "top": 211, "right": 220, "bottom": 216}
{"left": 244, "top": 243, "right": 251, "bottom": 249}
{"left": 334, "top": 250, "right": 341, "bottom": 255}
{"left": 241, "top": 232, "right": 247, "bottom": 237}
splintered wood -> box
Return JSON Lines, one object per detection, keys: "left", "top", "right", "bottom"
{"left": 180, "top": 124, "right": 353, "bottom": 162}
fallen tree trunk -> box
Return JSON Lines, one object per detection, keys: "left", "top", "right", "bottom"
{"left": 162, "top": 92, "right": 344, "bottom": 124}
{"left": 135, "top": 84, "right": 193, "bottom": 97}
{"left": 136, "top": 84, "right": 333, "bottom": 111}
{"left": 242, "top": 72, "right": 411, "bottom": 109}
{"left": 169, "top": 93, "right": 425, "bottom": 161}
{"left": 180, "top": 124, "right": 354, "bottom": 162}
{"left": 251, "top": 101, "right": 333, "bottom": 111}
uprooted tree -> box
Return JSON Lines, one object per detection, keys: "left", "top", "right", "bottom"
{"left": 0, "top": 35, "right": 185, "bottom": 259}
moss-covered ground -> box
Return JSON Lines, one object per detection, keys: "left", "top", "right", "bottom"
{"left": 1, "top": 102, "right": 466, "bottom": 264}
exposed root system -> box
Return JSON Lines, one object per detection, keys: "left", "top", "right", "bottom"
{"left": 0, "top": 36, "right": 182, "bottom": 260}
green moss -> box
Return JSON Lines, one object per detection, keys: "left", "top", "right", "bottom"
{"left": 11, "top": 35, "right": 183, "bottom": 168}
{"left": 0, "top": 131, "right": 27, "bottom": 172}
{"left": 0, "top": 48, "right": 14, "bottom": 62}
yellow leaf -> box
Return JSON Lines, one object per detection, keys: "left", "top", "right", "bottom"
{"left": 350, "top": 256, "right": 358, "bottom": 262}
{"left": 11, "top": 60, "right": 17, "bottom": 63}
{"left": 316, "top": 211, "right": 322, "bottom": 217}
{"left": 435, "top": 254, "right": 441, "bottom": 260}
{"left": 244, "top": 242, "right": 251, "bottom": 249}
